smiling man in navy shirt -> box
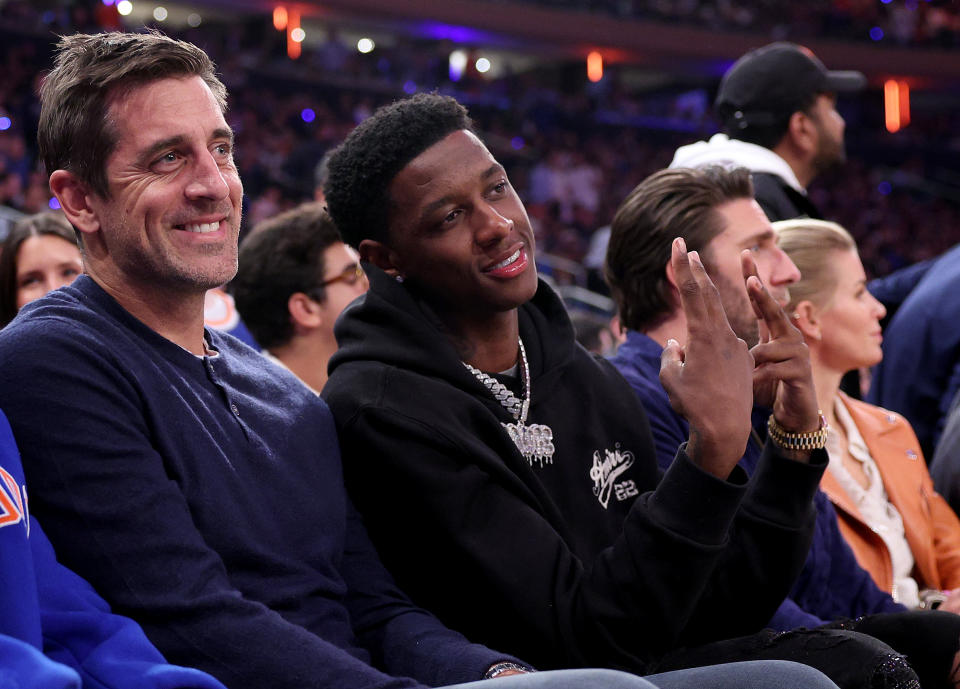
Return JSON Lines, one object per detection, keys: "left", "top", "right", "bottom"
{"left": 0, "top": 31, "right": 678, "bottom": 689}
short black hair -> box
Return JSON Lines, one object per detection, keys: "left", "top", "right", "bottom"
{"left": 717, "top": 92, "right": 818, "bottom": 150}
{"left": 232, "top": 203, "right": 342, "bottom": 349}
{"left": 605, "top": 166, "right": 753, "bottom": 332}
{"left": 323, "top": 93, "right": 473, "bottom": 248}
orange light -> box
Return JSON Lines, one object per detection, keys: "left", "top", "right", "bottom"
{"left": 884, "top": 79, "right": 911, "bottom": 133}
{"left": 884, "top": 80, "right": 900, "bottom": 133}
{"left": 587, "top": 51, "right": 603, "bottom": 83}
{"left": 286, "top": 8, "right": 301, "bottom": 60}
{"left": 273, "top": 6, "right": 287, "bottom": 31}
{"left": 898, "top": 80, "right": 910, "bottom": 128}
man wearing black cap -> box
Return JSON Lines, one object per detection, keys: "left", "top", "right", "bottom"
{"left": 671, "top": 42, "right": 865, "bottom": 222}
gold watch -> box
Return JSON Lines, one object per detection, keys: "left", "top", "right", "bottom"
{"left": 767, "top": 411, "right": 829, "bottom": 451}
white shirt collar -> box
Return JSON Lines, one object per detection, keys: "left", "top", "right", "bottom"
{"left": 670, "top": 133, "right": 806, "bottom": 193}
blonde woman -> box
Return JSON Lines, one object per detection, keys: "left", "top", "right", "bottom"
{"left": 777, "top": 218, "right": 960, "bottom": 612}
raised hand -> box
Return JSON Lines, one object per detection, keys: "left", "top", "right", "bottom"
{"left": 660, "top": 237, "right": 754, "bottom": 479}
{"left": 743, "top": 250, "right": 820, "bottom": 444}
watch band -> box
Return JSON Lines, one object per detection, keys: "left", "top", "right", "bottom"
{"left": 767, "top": 411, "right": 829, "bottom": 451}
{"left": 485, "top": 662, "right": 532, "bottom": 679}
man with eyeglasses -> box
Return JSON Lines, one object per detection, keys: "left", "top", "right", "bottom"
{"left": 3, "top": 32, "right": 613, "bottom": 689}
{"left": 232, "top": 202, "right": 369, "bottom": 394}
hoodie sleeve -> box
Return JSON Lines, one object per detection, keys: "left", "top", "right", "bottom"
{"left": 330, "top": 384, "right": 799, "bottom": 674}
{"left": 339, "top": 499, "right": 529, "bottom": 685}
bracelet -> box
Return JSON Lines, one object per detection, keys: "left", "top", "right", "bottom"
{"left": 918, "top": 588, "right": 949, "bottom": 610}
{"left": 485, "top": 662, "right": 532, "bottom": 679}
{"left": 767, "top": 411, "right": 828, "bottom": 452}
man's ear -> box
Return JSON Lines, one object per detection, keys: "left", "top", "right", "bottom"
{"left": 359, "top": 238, "right": 403, "bottom": 278}
{"left": 288, "top": 292, "right": 323, "bottom": 334}
{"left": 664, "top": 255, "right": 683, "bottom": 312}
{"left": 664, "top": 257, "right": 678, "bottom": 291}
{"left": 48, "top": 170, "right": 101, "bottom": 237}
{"left": 663, "top": 257, "right": 682, "bottom": 309}
{"left": 792, "top": 300, "right": 822, "bottom": 342}
{"left": 786, "top": 110, "right": 816, "bottom": 157}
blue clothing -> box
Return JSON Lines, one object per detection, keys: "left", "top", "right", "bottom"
{"left": 0, "top": 409, "right": 226, "bottom": 689}
{"left": 646, "top": 662, "right": 838, "bottom": 689}
{"left": 867, "top": 260, "right": 935, "bottom": 320}
{"left": 869, "top": 242, "right": 960, "bottom": 460}
{"left": 610, "top": 331, "right": 904, "bottom": 630}
{"left": 0, "top": 275, "right": 517, "bottom": 689}
{"left": 203, "top": 288, "right": 259, "bottom": 349}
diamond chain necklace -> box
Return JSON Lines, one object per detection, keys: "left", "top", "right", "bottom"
{"left": 464, "top": 339, "right": 555, "bottom": 467}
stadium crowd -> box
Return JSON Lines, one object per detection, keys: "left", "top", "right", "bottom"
{"left": 1, "top": 0, "right": 959, "bottom": 286}
{"left": 4, "top": 1, "right": 960, "bottom": 688}
{"left": 490, "top": 0, "right": 960, "bottom": 48}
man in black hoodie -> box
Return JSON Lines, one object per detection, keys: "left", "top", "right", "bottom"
{"left": 322, "top": 93, "right": 920, "bottom": 689}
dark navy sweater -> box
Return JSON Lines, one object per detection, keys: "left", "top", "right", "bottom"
{"left": 0, "top": 275, "right": 512, "bottom": 689}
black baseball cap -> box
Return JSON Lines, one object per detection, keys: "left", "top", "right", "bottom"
{"left": 716, "top": 42, "right": 866, "bottom": 130}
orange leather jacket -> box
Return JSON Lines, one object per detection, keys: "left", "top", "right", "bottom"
{"left": 819, "top": 393, "right": 960, "bottom": 594}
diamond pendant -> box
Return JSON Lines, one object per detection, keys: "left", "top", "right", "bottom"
{"left": 503, "top": 421, "right": 555, "bottom": 467}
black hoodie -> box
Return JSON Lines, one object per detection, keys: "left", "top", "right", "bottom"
{"left": 324, "top": 265, "right": 826, "bottom": 673}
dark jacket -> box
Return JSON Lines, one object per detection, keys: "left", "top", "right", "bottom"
{"left": 610, "top": 331, "right": 903, "bottom": 630}
{"left": 0, "top": 275, "right": 515, "bottom": 689}
{"left": 751, "top": 172, "right": 822, "bottom": 222}
{"left": 870, "top": 242, "right": 960, "bottom": 460}
{"left": 324, "top": 266, "right": 826, "bottom": 673}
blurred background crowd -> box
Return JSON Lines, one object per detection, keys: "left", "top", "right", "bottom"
{"left": 1, "top": 0, "right": 958, "bottom": 296}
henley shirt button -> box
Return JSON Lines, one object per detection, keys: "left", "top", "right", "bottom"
{"left": 230, "top": 403, "right": 239, "bottom": 416}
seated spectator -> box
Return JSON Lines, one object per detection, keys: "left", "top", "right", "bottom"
{"left": 607, "top": 167, "right": 888, "bottom": 618}
{"left": 671, "top": 42, "right": 864, "bottom": 223}
{"left": 232, "top": 202, "right": 368, "bottom": 393}
{"left": 0, "top": 30, "right": 609, "bottom": 689}
{"left": 321, "top": 92, "right": 916, "bottom": 689}
{"left": 0, "top": 407, "right": 228, "bottom": 689}
{"left": 0, "top": 29, "right": 804, "bottom": 689}
{"left": 605, "top": 167, "right": 960, "bottom": 687}
{"left": 0, "top": 210, "right": 81, "bottom": 327}
{"left": 777, "top": 218, "right": 960, "bottom": 612}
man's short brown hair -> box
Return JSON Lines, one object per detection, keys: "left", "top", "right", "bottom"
{"left": 604, "top": 166, "right": 753, "bottom": 332}
{"left": 38, "top": 31, "right": 226, "bottom": 200}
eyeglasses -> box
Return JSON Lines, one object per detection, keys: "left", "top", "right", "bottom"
{"left": 320, "top": 263, "right": 367, "bottom": 288}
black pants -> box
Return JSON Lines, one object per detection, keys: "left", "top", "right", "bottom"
{"left": 654, "top": 611, "right": 960, "bottom": 689}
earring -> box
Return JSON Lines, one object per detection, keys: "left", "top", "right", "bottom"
{"left": 791, "top": 313, "right": 801, "bottom": 320}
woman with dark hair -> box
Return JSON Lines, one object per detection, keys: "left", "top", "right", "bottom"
{"left": 778, "top": 217, "right": 960, "bottom": 613}
{"left": 0, "top": 211, "right": 81, "bottom": 327}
